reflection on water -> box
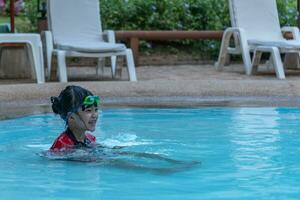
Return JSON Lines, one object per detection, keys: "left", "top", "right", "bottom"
{"left": 230, "top": 108, "right": 282, "bottom": 181}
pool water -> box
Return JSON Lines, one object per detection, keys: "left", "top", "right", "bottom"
{"left": 1, "top": 108, "right": 300, "bottom": 199}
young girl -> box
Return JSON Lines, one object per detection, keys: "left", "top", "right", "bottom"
{"left": 50, "top": 85, "right": 100, "bottom": 152}
{"left": 46, "top": 86, "right": 199, "bottom": 172}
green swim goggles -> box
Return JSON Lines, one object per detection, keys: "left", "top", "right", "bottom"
{"left": 83, "top": 95, "right": 101, "bottom": 107}
{"left": 65, "top": 96, "right": 101, "bottom": 121}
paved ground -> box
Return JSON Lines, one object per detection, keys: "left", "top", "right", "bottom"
{"left": 1, "top": 63, "right": 300, "bottom": 119}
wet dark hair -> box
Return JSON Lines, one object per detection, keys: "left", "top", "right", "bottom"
{"left": 50, "top": 85, "right": 94, "bottom": 121}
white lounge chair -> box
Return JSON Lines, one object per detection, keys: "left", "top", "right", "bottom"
{"left": 44, "top": 0, "right": 137, "bottom": 82}
{"left": 216, "top": 0, "right": 300, "bottom": 79}
{"left": 0, "top": 34, "right": 45, "bottom": 83}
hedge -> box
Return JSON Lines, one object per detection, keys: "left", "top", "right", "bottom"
{"left": 23, "top": 0, "right": 298, "bottom": 58}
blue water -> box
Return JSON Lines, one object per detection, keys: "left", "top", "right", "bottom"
{"left": 1, "top": 108, "right": 300, "bottom": 199}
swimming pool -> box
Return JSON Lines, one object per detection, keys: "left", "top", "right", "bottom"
{"left": 1, "top": 107, "right": 300, "bottom": 199}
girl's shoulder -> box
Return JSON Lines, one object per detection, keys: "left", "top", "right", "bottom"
{"left": 57, "top": 132, "right": 74, "bottom": 144}
{"left": 50, "top": 131, "right": 74, "bottom": 151}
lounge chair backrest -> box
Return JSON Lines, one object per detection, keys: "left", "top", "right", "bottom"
{"left": 229, "top": 0, "right": 283, "bottom": 41}
{"left": 47, "top": 0, "right": 103, "bottom": 44}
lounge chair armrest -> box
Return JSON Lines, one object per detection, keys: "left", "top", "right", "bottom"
{"left": 224, "top": 27, "right": 246, "bottom": 35}
{"left": 222, "top": 27, "right": 247, "bottom": 46}
{"left": 103, "top": 30, "right": 116, "bottom": 43}
{"left": 281, "top": 26, "right": 300, "bottom": 40}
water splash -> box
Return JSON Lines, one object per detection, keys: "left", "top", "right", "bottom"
{"left": 26, "top": 144, "right": 51, "bottom": 150}
{"left": 101, "top": 133, "right": 153, "bottom": 148}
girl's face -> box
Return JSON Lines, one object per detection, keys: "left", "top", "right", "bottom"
{"left": 74, "top": 105, "right": 99, "bottom": 132}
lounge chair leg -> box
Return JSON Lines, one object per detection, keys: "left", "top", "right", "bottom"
{"left": 253, "top": 46, "right": 285, "bottom": 79}
{"left": 251, "top": 50, "right": 263, "bottom": 75}
{"left": 44, "top": 31, "right": 53, "bottom": 80}
{"left": 125, "top": 49, "right": 137, "bottom": 81}
{"left": 27, "top": 43, "right": 45, "bottom": 84}
{"left": 25, "top": 44, "right": 35, "bottom": 80}
{"left": 57, "top": 51, "right": 68, "bottom": 82}
{"left": 47, "top": 55, "right": 53, "bottom": 80}
{"left": 35, "top": 43, "right": 45, "bottom": 83}
{"left": 270, "top": 48, "right": 285, "bottom": 79}
{"left": 111, "top": 56, "right": 117, "bottom": 78}
{"left": 215, "top": 31, "right": 232, "bottom": 71}
{"left": 239, "top": 42, "right": 252, "bottom": 75}
{"left": 96, "top": 58, "right": 105, "bottom": 78}
{"left": 284, "top": 52, "right": 300, "bottom": 69}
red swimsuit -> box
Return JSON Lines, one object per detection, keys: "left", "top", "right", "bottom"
{"left": 50, "top": 128, "right": 96, "bottom": 151}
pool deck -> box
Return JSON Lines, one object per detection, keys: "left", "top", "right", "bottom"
{"left": 1, "top": 63, "right": 300, "bottom": 118}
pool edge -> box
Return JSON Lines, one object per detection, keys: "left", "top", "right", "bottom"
{"left": 1, "top": 96, "right": 300, "bottom": 120}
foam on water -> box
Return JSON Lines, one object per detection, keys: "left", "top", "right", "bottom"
{"left": 101, "top": 133, "right": 153, "bottom": 148}
{"left": 26, "top": 144, "right": 52, "bottom": 150}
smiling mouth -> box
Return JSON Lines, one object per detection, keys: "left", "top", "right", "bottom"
{"left": 88, "top": 121, "right": 97, "bottom": 126}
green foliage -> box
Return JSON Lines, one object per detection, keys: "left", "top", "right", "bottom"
{"left": 100, "top": 0, "right": 230, "bottom": 30}
{"left": 100, "top": 0, "right": 298, "bottom": 30}
{"left": 100, "top": 0, "right": 298, "bottom": 58}
{"left": 23, "top": 0, "right": 38, "bottom": 32}
{"left": 21, "top": 0, "right": 299, "bottom": 58}
{"left": 277, "top": 0, "right": 298, "bottom": 26}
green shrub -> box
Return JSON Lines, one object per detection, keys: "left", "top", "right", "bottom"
{"left": 23, "top": 0, "right": 298, "bottom": 31}
{"left": 100, "top": 0, "right": 297, "bottom": 30}
{"left": 277, "top": 0, "right": 298, "bottom": 26}
{"left": 23, "top": 0, "right": 38, "bottom": 32}
{"left": 100, "top": 0, "right": 230, "bottom": 30}
{"left": 22, "top": 0, "right": 299, "bottom": 58}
